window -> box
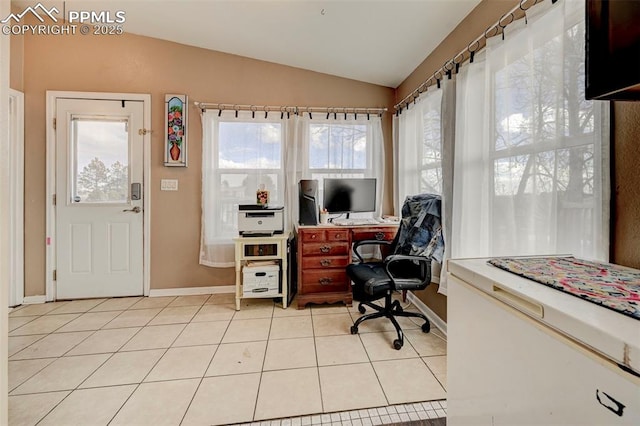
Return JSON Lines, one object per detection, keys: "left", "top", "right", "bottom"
{"left": 306, "top": 118, "right": 383, "bottom": 214}
{"left": 453, "top": 0, "right": 608, "bottom": 261}
{"left": 201, "top": 111, "right": 285, "bottom": 268}
{"left": 490, "top": 16, "right": 600, "bottom": 255}
{"left": 71, "top": 117, "right": 129, "bottom": 203}
{"left": 420, "top": 106, "right": 443, "bottom": 195}
{"left": 396, "top": 87, "right": 444, "bottom": 209}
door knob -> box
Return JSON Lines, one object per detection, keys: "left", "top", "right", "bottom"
{"left": 123, "top": 206, "right": 141, "bottom": 213}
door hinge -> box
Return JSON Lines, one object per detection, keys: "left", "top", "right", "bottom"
{"left": 53, "top": 117, "right": 56, "bottom": 130}
{"left": 53, "top": 270, "right": 57, "bottom": 281}
{"left": 53, "top": 194, "right": 56, "bottom": 205}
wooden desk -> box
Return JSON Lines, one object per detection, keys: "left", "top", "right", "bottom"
{"left": 233, "top": 234, "right": 290, "bottom": 311}
{"left": 295, "top": 223, "right": 398, "bottom": 309}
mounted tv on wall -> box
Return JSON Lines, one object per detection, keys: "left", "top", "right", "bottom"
{"left": 586, "top": 0, "right": 640, "bottom": 100}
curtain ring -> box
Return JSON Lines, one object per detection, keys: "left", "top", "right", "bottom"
{"left": 264, "top": 106, "right": 269, "bottom": 119}
{"left": 233, "top": 104, "right": 239, "bottom": 118}
{"left": 498, "top": 12, "right": 515, "bottom": 28}
{"left": 468, "top": 39, "right": 480, "bottom": 53}
{"left": 484, "top": 25, "right": 499, "bottom": 39}
{"left": 250, "top": 105, "right": 257, "bottom": 119}
{"left": 498, "top": 12, "right": 515, "bottom": 40}
{"left": 443, "top": 60, "right": 454, "bottom": 72}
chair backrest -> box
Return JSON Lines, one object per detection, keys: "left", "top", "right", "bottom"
{"left": 393, "top": 194, "right": 444, "bottom": 263}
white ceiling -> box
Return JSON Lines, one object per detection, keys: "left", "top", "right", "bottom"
{"left": 14, "top": 0, "right": 482, "bottom": 88}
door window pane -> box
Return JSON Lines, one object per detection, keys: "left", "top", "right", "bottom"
{"left": 72, "top": 117, "right": 129, "bottom": 203}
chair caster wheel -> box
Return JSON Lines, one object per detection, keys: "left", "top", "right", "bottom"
{"left": 422, "top": 322, "right": 431, "bottom": 333}
{"left": 350, "top": 325, "right": 359, "bottom": 334}
{"left": 358, "top": 305, "right": 366, "bottom": 314}
{"left": 393, "top": 339, "right": 403, "bottom": 350}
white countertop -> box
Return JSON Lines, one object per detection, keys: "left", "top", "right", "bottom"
{"left": 448, "top": 257, "right": 640, "bottom": 374}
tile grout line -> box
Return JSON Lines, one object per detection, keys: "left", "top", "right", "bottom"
{"left": 251, "top": 303, "right": 276, "bottom": 423}
{"left": 9, "top": 296, "right": 447, "bottom": 425}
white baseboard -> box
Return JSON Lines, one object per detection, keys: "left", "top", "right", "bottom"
{"left": 406, "top": 291, "right": 447, "bottom": 336}
{"left": 149, "top": 285, "right": 235, "bottom": 297}
{"left": 22, "top": 295, "right": 47, "bottom": 305}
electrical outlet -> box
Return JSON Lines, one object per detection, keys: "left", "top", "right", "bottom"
{"left": 160, "top": 179, "right": 178, "bottom": 191}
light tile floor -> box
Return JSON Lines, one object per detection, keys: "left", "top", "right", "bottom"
{"left": 8, "top": 293, "right": 447, "bottom": 425}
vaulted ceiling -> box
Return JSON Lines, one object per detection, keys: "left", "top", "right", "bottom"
{"left": 13, "top": 0, "right": 482, "bottom": 87}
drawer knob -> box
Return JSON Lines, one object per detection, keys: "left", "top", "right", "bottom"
{"left": 320, "top": 245, "right": 331, "bottom": 253}
{"left": 320, "top": 259, "right": 331, "bottom": 266}
{"left": 311, "top": 234, "right": 317, "bottom": 239}
{"left": 319, "top": 277, "right": 333, "bottom": 285}
{"left": 375, "top": 232, "right": 385, "bottom": 240}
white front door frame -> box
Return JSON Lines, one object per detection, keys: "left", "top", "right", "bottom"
{"left": 46, "top": 91, "right": 152, "bottom": 301}
{"left": 8, "top": 89, "right": 24, "bottom": 307}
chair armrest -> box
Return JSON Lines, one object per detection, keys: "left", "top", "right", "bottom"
{"left": 384, "top": 254, "right": 432, "bottom": 290}
{"left": 352, "top": 239, "right": 393, "bottom": 263}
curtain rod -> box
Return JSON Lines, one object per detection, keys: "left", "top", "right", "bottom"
{"left": 194, "top": 102, "right": 387, "bottom": 117}
{"left": 394, "top": 0, "right": 546, "bottom": 112}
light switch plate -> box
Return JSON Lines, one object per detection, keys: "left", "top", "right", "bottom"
{"left": 161, "top": 179, "right": 178, "bottom": 191}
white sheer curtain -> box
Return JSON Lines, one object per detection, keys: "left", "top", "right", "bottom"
{"left": 200, "top": 110, "right": 286, "bottom": 267}
{"left": 451, "top": 0, "right": 610, "bottom": 261}
{"left": 395, "top": 79, "right": 456, "bottom": 294}
{"left": 287, "top": 114, "right": 385, "bottom": 221}
{"left": 396, "top": 86, "right": 443, "bottom": 206}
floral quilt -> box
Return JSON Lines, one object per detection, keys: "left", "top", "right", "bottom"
{"left": 488, "top": 256, "right": 640, "bottom": 320}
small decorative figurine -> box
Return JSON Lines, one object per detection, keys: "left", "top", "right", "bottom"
{"left": 256, "top": 184, "right": 269, "bottom": 206}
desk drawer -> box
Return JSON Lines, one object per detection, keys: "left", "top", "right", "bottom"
{"left": 302, "top": 242, "right": 349, "bottom": 256}
{"left": 326, "top": 229, "right": 349, "bottom": 241}
{"left": 301, "top": 269, "right": 349, "bottom": 293}
{"left": 300, "top": 229, "right": 325, "bottom": 242}
{"left": 301, "top": 256, "right": 349, "bottom": 269}
{"left": 351, "top": 228, "right": 396, "bottom": 242}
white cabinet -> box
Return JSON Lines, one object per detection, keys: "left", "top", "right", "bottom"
{"left": 447, "top": 260, "right": 640, "bottom": 425}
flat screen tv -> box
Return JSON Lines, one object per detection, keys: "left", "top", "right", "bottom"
{"left": 586, "top": 0, "right": 640, "bottom": 100}
{"left": 323, "top": 178, "right": 376, "bottom": 215}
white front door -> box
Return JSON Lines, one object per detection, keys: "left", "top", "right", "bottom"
{"left": 55, "top": 98, "right": 144, "bottom": 299}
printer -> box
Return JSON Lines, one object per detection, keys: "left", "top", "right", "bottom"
{"left": 238, "top": 205, "right": 284, "bottom": 236}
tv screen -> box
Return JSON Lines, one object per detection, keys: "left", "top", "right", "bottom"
{"left": 323, "top": 178, "right": 376, "bottom": 214}
{"left": 586, "top": 0, "right": 640, "bottom": 100}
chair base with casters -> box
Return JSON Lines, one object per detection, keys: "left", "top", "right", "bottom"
{"left": 347, "top": 252, "right": 433, "bottom": 350}
{"left": 350, "top": 290, "right": 430, "bottom": 350}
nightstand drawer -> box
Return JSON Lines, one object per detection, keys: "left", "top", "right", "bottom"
{"left": 302, "top": 242, "right": 349, "bottom": 256}
{"left": 301, "top": 269, "right": 349, "bottom": 293}
{"left": 301, "top": 256, "right": 350, "bottom": 269}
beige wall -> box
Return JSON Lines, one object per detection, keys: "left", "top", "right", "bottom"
{"left": 18, "top": 31, "right": 394, "bottom": 296}
{"left": 396, "top": 0, "right": 513, "bottom": 102}
{"left": 9, "top": 27, "right": 23, "bottom": 91}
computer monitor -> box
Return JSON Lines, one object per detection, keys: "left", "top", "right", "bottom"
{"left": 323, "top": 178, "right": 376, "bottom": 215}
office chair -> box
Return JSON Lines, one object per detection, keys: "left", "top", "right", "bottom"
{"left": 347, "top": 193, "right": 443, "bottom": 350}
